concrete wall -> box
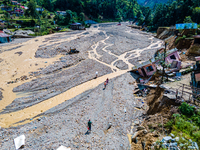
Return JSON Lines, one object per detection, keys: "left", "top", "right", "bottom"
{"left": 165, "top": 51, "right": 181, "bottom": 64}
{"left": 138, "top": 63, "right": 157, "bottom": 77}
{"left": 143, "top": 64, "right": 157, "bottom": 76}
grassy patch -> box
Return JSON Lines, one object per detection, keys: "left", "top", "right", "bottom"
{"left": 165, "top": 103, "right": 200, "bottom": 146}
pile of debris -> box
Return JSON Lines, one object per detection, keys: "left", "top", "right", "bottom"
{"left": 130, "top": 85, "right": 185, "bottom": 149}
{"left": 151, "top": 134, "right": 199, "bottom": 150}
{"left": 3, "top": 29, "right": 35, "bottom": 38}
{"left": 156, "top": 27, "right": 175, "bottom": 40}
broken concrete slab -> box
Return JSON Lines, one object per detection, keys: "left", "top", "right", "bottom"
{"left": 14, "top": 134, "right": 25, "bottom": 150}
{"left": 57, "top": 145, "right": 71, "bottom": 150}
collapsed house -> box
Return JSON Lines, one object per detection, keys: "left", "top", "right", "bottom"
{"left": 191, "top": 56, "right": 200, "bottom": 90}
{"left": 132, "top": 58, "right": 156, "bottom": 77}
{"left": 0, "top": 31, "right": 12, "bottom": 43}
{"left": 70, "top": 23, "right": 85, "bottom": 30}
{"left": 155, "top": 48, "right": 182, "bottom": 73}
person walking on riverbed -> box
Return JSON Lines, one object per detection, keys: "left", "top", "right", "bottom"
{"left": 88, "top": 119, "right": 92, "bottom": 131}
{"left": 104, "top": 81, "right": 107, "bottom": 89}
{"left": 106, "top": 78, "right": 109, "bottom": 84}
{"left": 96, "top": 71, "right": 98, "bottom": 78}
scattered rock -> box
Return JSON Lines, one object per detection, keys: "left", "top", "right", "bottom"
{"left": 175, "top": 137, "right": 179, "bottom": 141}
{"left": 134, "top": 120, "right": 140, "bottom": 126}
{"left": 170, "top": 133, "right": 175, "bottom": 138}
{"left": 162, "top": 136, "right": 172, "bottom": 142}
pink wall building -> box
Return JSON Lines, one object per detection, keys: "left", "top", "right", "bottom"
{"left": 138, "top": 63, "right": 157, "bottom": 77}
{"left": 165, "top": 51, "right": 181, "bottom": 64}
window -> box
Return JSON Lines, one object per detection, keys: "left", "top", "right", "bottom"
{"left": 170, "top": 55, "right": 176, "bottom": 60}
{"left": 146, "top": 66, "right": 154, "bottom": 72}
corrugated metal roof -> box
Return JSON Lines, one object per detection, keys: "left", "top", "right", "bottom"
{"left": 0, "top": 33, "right": 11, "bottom": 37}
{"left": 70, "top": 23, "right": 81, "bottom": 25}
{"left": 193, "top": 35, "right": 200, "bottom": 39}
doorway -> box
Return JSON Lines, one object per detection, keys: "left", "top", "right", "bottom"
{"left": 141, "top": 68, "right": 147, "bottom": 77}
{"left": 7, "top": 37, "right": 10, "bottom": 42}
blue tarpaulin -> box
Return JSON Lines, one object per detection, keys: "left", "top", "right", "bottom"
{"left": 176, "top": 23, "right": 198, "bottom": 29}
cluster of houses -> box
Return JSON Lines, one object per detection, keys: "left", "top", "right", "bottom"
{"left": 132, "top": 48, "right": 182, "bottom": 80}
{"left": 1, "top": 0, "right": 44, "bottom": 16}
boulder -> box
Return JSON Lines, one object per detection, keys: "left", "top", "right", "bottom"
{"left": 137, "top": 126, "right": 145, "bottom": 131}
{"left": 57, "top": 145, "right": 71, "bottom": 150}
{"left": 162, "top": 136, "right": 172, "bottom": 142}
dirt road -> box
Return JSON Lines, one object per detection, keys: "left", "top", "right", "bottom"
{"left": 0, "top": 22, "right": 163, "bottom": 149}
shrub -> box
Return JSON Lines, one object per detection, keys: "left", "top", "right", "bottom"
{"left": 179, "top": 102, "right": 195, "bottom": 116}
{"left": 165, "top": 119, "right": 174, "bottom": 129}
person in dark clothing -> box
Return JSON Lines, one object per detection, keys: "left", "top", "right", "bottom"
{"left": 88, "top": 119, "right": 92, "bottom": 131}
{"left": 106, "top": 78, "right": 109, "bottom": 84}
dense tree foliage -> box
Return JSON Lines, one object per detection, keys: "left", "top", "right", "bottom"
{"left": 139, "top": 0, "right": 200, "bottom": 30}
{"left": 35, "top": 0, "right": 200, "bottom": 30}
{"left": 36, "top": 0, "right": 141, "bottom": 22}
{"left": 4, "top": 0, "right": 200, "bottom": 31}
{"left": 25, "top": 0, "right": 38, "bottom": 19}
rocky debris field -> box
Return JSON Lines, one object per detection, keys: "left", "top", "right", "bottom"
{"left": 3, "top": 22, "right": 163, "bottom": 115}
{"left": 35, "top": 31, "right": 106, "bottom": 58}
{"left": 3, "top": 29, "right": 35, "bottom": 37}
{"left": 0, "top": 22, "right": 164, "bottom": 149}
{"left": 114, "top": 60, "right": 129, "bottom": 70}
{"left": 2, "top": 59, "right": 112, "bottom": 114}
{"left": 0, "top": 72, "right": 145, "bottom": 150}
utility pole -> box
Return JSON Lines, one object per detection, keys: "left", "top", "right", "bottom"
{"left": 161, "top": 42, "right": 167, "bottom": 84}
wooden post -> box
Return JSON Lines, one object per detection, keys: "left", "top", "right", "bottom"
{"left": 182, "top": 85, "right": 184, "bottom": 98}
{"left": 161, "top": 42, "right": 167, "bottom": 84}
{"left": 161, "top": 116, "right": 164, "bottom": 135}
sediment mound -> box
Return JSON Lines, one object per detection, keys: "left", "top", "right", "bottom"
{"left": 131, "top": 86, "right": 182, "bottom": 149}
{"left": 147, "top": 86, "right": 181, "bottom": 115}
{"left": 188, "top": 44, "right": 200, "bottom": 55}
{"left": 176, "top": 38, "right": 193, "bottom": 49}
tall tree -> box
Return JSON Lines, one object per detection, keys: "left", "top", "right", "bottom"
{"left": 25, "top": 0, "right": 38, "bottom": 19}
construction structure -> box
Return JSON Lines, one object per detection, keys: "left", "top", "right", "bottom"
{"left": 191, "top": 56, "right": 200, "bottom": 96}
{"left": 0, "top": 31, "right": 12, "bottom": 43}
{"left": 70, "top": 23, "right": 85, "bottom": 30}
